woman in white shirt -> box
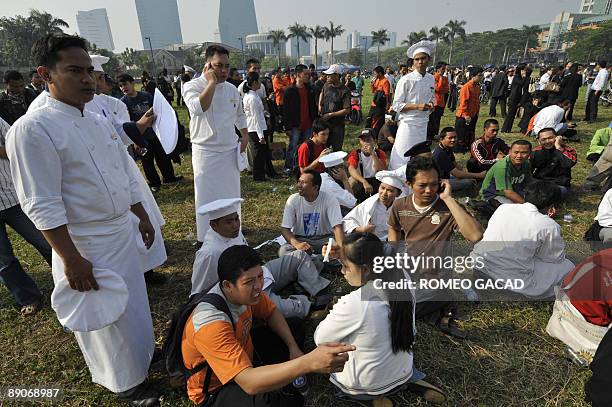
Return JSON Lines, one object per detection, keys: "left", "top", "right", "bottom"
{"left": 314, "top": 233, "right": 446, "bottom": 406}
{"left": 242, "top": 71, "right": 269, "bottom": 181}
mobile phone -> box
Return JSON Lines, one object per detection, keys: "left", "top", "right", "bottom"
{"left": 438, "top": 181, "right": 445, "bottom": 193}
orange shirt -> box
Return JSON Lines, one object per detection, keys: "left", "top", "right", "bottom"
{"left": 456, "top": 79, "right": 481, "bottom": 119}
{"left": 182, "top": 288, "right": 277, "bottom": 404}
{"left": 273, "top": 76, "right": 292, "bottom": 106}
{"left": 370, "top": 77, "right": 390, "bottom": 107}
{"left": 434, "top": 73, "right": 449, "bottom": 108}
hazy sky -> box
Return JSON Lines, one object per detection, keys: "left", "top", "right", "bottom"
{"left": 0, "top": 0, "right": 579, "bottom": 51}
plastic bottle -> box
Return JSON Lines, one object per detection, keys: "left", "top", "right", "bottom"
{"left": 292, "top": 376, "right": 309, "bottom": 396}
{"left": 563, "top": 214, "right": 573, "bottom": 223}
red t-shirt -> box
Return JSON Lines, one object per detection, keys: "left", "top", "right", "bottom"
{"left": 297, "top": 86, "right": 312, "bottom": 132}
{"left": 298, "top": 141, "right": 325, "bottom": 173}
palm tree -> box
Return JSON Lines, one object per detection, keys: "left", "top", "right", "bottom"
{"left": 323, "top": 21, "right": 345, "bottom": 65}
{"left": 267, "top": 29, "right": 287, "bottom": 67}
{"left": 371, "top": 29, "right": 390, "bottom": 66}
{"left": 428, "top": 26, "right": 449, "bottom": 65}
{"left": 29, "top": 9, "right": 68, "bottom": 35}
{"left": 401, "top": 31, "right": 428, "bottom": 46}
{"left": 445, "top": 19, "right": 467, "bottom": 64}
{"left": 308, "top": 25, "right": 326, "bottom": 68}
{"left": 521, "top": 24, "right": 541, "bottom": 60}
{"left": 287, "top": 23, "right": 311, "bottom": 60}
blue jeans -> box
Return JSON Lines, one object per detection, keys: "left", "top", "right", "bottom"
{"left": 285, "top": 128, "right": 312, "bottom": 171}
{"left": 0, "top": 205, "right": 52, "bottom": 306}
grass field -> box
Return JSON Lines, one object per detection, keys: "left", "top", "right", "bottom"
{"left": 0, "top": 85, "right": 610, "bottom": 407}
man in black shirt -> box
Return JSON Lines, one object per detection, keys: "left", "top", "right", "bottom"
{"left": 432, "top": 127, "right": 485, "bottom": 195}
{"left": 489, "top": 67, "right": 508, "bottom": 118}
{"left": 319, "top": 65, "right": 350, "bottom": 151}
{"left": 0, "top": 71, "right": 38, "bottom": 125}
{"left": 118, "top": 73, "right": 181, "bottom": 192}
{"left": 531, "top": 128, "right": 577, "bottom": 199}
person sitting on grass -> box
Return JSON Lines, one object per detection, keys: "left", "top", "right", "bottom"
{"left": 319, "top": 151, "right": 357, "bottom": 211}
{"left": 342, "top": 173, "right": 403, "bottom": 240}
{"left": 531, "top": 99, "right": 578, "bottom": 141}
{"left": 347, "top": 128, "right": 388, "bottom": 203}
{"left": 470, "top": 181, "right": 574, "bottom": 299}
{"left": 480, "top": 140, "right": 533, "bottom": 206}
{"left": 297, "top": 118, "right": 333, "bottom": 175}
{"left": 586, "top": 125, "right": 612, "bottom": 163}
{"left": 314, "top": 233, "right": 446, "bottom": 406}
{"left": 182, "top": 245, "right": 356, "bottom": 407}
{"left": 432, "top": 126, "right": 486, "bottom": 196}
{"left": 387, "top": 157, "right": 483, "bottom": 338}
{"left": 531, "top": 128, "right": 577, "bottom": 200}
{"left": 191, "top": 198, "right": 331, "bottom": 319}
{"left": 279, "top": 170, "right": 345, "bottom": 257}
{"left": 467, "top": 119, "right": 509, "bottom": 173}
{"left": 595, "top": 188, "right": 612, "bottom": 246}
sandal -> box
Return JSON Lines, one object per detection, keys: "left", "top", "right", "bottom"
{"left": 406, "top": 379, "right": 447, "bottom": 404}
{"left": 20, "top": 300, "right": 42, "bottom": 316}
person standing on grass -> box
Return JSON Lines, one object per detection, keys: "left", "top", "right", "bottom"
{"left": 454, "top": 67, "right": 483, "bottom": 153}
{"left": 118, "top": 73, "right": 182, "bottom": 193}
{"left": 489, "top": 66, "right": 509, "bottom": 118}
{"left": 319, "top": 64, "right": 351, "bottom": 152}
{"left": 0, "top": 71, "right": 39, "bottom": 125}
{"left": 242, "top": 72, "right": 270, "bottom": 182}
{"left": 182, "top": 45, "right": 248, "bottom": 244}
{"left": 389, "top": 40, "right": 435, "bottom": 170}
{"left": 368, "top": 66, "right": 391, "bottom": 136}
{"left": 501, "top": 64, "right": 527, "bottom": 133}
{"left": 7, "top": 34, "right": 159, "bottom": 405}
{"left": 0, "top": 116, "right": 52, "bottom": 316}
{"left": 584, "top": 60, "right": 609, "bottom": 123}
{"left": 427, "top": 61, "right": 449, "bottom": 140}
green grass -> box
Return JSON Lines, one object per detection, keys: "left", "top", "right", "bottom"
{"left": 0, "top": 86, "right": 610, "bottom": 406}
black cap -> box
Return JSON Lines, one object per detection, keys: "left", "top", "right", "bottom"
{"left": 358, "top": 128, "right": 375, "bottom": 139}
{"left": 404, "top": 140, "right": 432, "bottom": 157}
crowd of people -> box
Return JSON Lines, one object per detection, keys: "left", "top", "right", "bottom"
{"left": 0, "top": 31, "right": 612, "bottom": 407}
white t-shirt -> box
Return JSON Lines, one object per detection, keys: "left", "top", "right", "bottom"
{"left": 596, "top": 189, "right": 612, "bottom": 227}
{"left": 359, "top": 152, "right": 377, "bottom": 178}
{"left": 281, "top": 191, "right": 343, "bottom": 236}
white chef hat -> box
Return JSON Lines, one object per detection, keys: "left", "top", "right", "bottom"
{"left": 90, "top": 54, "right": 110, "bottom": 72}
{"left": 51, "top": 267, "right": 129, "bottom": 332}
{"left": 375, "top": 171, "right": 404, "bottom": 190}
{"left": 184, "top": 65, "right": 196, "bottom": 73}
{"left": 197, "top": 198, "right": 244, "bottom": 220}
{"left": 407, "top": 40, "right": 436, "bottom": 58}
{"left": 319, "top": 151, "right": 347, "bottom": 168}
{"left": 323, "top": 64, "right": 343, "bottom": 75}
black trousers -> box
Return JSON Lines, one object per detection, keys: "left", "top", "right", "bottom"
{"left": 501, "top": 100, "right": 520, "bottom": 133}
{"left": 489, "top": 96, "right": 507, "bottom": 118}
{"left": 566, "top": 98, "right": 577, "bottom": 121}
{"left": 248, "top": 132, "right": 270, "bottom": 181}
{"left": 427, "top": 106, "right": 445, "bottom": 140}
{"left": 327, "top": 123, "right": 346, "bottom": 152}
{"left": 466, "top": 157, "right": 492, "bottom": 173}
{"left": 585, "top": 90, "right": 601, "bottom": 122}
{"left": 200, "top": 318, "right": 306, "bottom": 407}
{"left": 454, "top": 115, "right": 478, "bottom": 153}
{"left": 141, "top": 136, "right": 176, "bottom": 187}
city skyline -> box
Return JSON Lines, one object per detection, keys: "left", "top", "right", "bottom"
{"left": 0, "top": 0, "right": 582, "bottom": 52}
{"left": 134, "top": 0, "right": 183, "bottom": 49}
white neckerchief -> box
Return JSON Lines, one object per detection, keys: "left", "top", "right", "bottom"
{"left": 412, "top": 194, "right": 439, "bottom": 214}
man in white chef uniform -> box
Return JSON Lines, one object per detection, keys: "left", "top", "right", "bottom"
{"left": 389, "top": 40, "right": 436, "bottom": 170}
{"left": 342, "top": 173, "right": 403, "bottom": 240}
{"left": 182, "top": 45, "right": 248, "bottom": 245}
{"left": 26, "top": 55, "right": 168, "bottom": 284}
{"left": 191, "top": 198, "right": 330, "bottom": 318}
{"left": 7, "top": 34, "right": 159, "bottom": 406}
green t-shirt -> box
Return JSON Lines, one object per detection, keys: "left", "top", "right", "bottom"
{"left": 351, "top": 76, "right": 364, "bottom": 93}
{"left": 480, "top": 156, "right": 532, "bottom": 201}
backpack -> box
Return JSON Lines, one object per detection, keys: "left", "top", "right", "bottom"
{"left": 162, "top": 292, "right": 235, "bottom": 395}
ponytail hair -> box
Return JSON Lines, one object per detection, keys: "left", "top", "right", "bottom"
{"left": 244, "top": 71, "right": 260, "bottom": 93}
{"left": 342, "top": 233, "right": 415, "bottom": 353}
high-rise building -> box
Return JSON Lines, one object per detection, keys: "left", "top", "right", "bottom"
{"left": 290, "top": 36, "right": 311, "bottom": 58}
{"left": 76, "top": 9, "right": 115, "bottom": 51}
{"left": 218, "top": 0, "right": 259, "bottom": 50}
{"left": 135, "top": 0, "right": 183, "bottom": 49}
{"left": 579, "top": 0, "right": 612, "bottom": 14}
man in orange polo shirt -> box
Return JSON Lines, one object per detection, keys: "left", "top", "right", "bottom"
{"left": 454, "top": 67, "right": 483, "bottom": 153}
{"left": 369, "top": 66, "right": 391, "bottom": 134}
{"left": 182, "top": 245, "right": 355, "bottom": 406}
{"left": 273, "top": 68, "right": 292, "bottom": 108}
{"left": 427, "top": 61, "right": 449, "bottom": 140}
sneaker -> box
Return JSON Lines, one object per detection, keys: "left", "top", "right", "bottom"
{"left": 149, "top": 186, "right": 160, "bottom": 193}
{"left": 144, "top": 270, "right": 166, "bottom": 285}
{"left": 116, "top": 384, "right": 159, "bottom": 406}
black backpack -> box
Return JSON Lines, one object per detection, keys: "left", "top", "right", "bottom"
{"left": 162, "top": 292, "right": 234, "bottom": 395}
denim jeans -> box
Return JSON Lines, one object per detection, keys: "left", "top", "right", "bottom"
{"left": 285, "top": 128, "right": 312, "bottom": 171}
{"left": 0, "top": 205, "right": 52, "bottom": 306}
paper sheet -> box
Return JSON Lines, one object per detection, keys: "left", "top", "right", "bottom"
{"left": 152, "top": 88, "right": 178, "bottom": 154}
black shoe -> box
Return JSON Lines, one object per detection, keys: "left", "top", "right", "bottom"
{"left": 116, "top": 384, "right": 160, "bottom": 406}
{"left": 310, "top": 293, "right": 334, "bottom": 311}
{"left": 149, "top": 185, "right": 160, "bottom": 193}
{"left": 144, "top": 270, "right": 166, "bottom": 285}
{"left": 164, "top": 176, "right": 183, "bottom": 184}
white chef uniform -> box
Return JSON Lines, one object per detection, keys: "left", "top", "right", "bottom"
{"left": 7, "top": 97, "right": 155, "bottom": 393}
{"left": 182, "top": 75, "right": 247, "bottom": 241}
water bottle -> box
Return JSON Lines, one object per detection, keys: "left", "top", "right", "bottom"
{"left": 563, "top": 214, "right": 573, "bottom": 223}
{"left": 292, "top": 376, "right": 309, "bottom": 396}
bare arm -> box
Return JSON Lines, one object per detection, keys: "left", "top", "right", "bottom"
{"left": 0, "top": 147, "right": 7, "bottom": 159}
{"left": 266, "top": 308, "right": 301, "bottom": 356}
{"left": 130, "top": 202, "right": 155, "bottom": 249}
{"left": 281, "top": 227, "right": 311, "bottom": 252}
{"left": 450, "top": 167, "right": 486, "bottom": 180}
{"left": 503, "top": 189, "right": 525, "bottom": 204}
{"left": 333, "top": 224, "right": 345, "bottom": 247}
{"left": 439, "top": 180, "right": 482, "bottom": 242}
{"left": 388, "top": 226, "right": 401, "bottom": 242}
